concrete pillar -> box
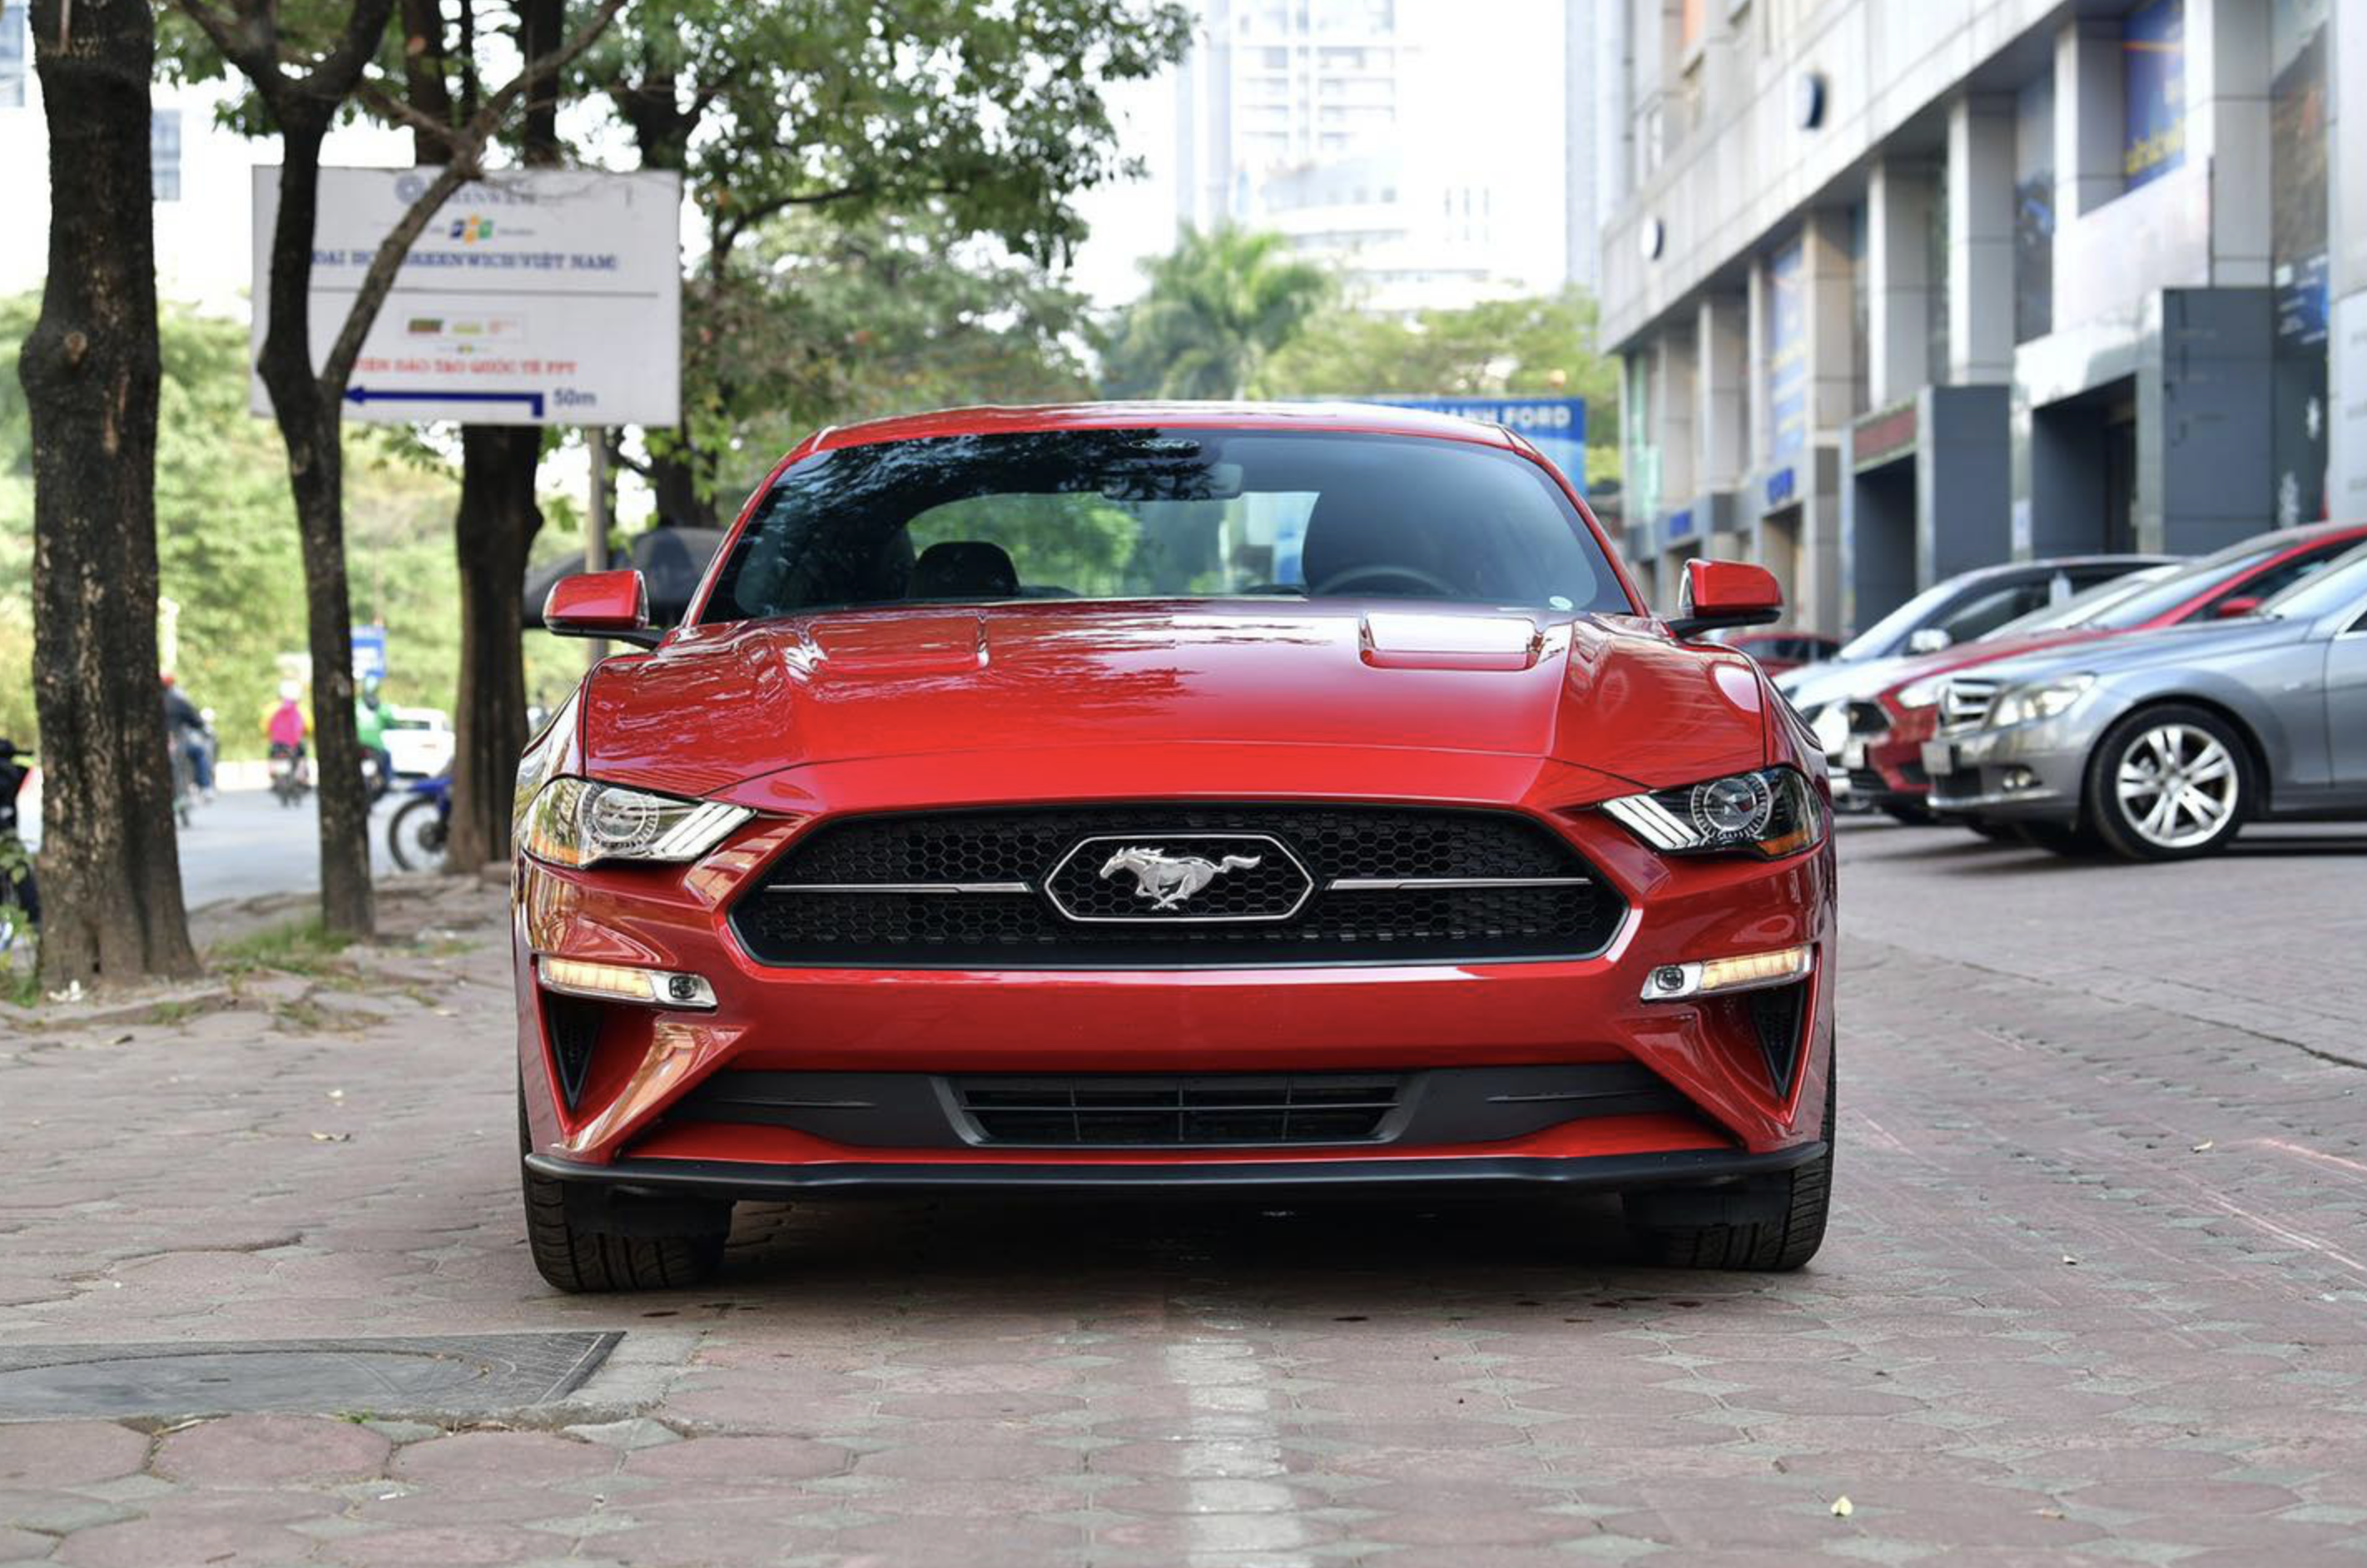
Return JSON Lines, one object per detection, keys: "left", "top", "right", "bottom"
{"left": 1866, "top": 158, "right": 1935, "bottom": 406}
{"left": 1695, "top": 292, "right": 1748, "bottom": 492}
{"left": 1918, "top": 385, "right": 2014, "bottom": 580}
{"left": 2053, "top": 18, "right": 2123, "bottom": 224}
{"left": 1745, "top": 258, "right": 1770, "bottom": 466}
{"left": 1946, "top": 93, "right": 2015, "bottom": 385}
{"left": 2185, "top": 0, "right": 2272, "bottom": 285}
{"left": 1653, "top": 329, "right": 1697, "bottom": 504}
{"left": 1804, "top": 206, "right": 1857, "bottom": 428}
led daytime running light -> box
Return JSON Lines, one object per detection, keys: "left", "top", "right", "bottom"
{"left": 1641, "top": 945, "right": 1812, "bottom": 1002}
{"left": 537, "top": 955, "right": 717, "bottom": 1010}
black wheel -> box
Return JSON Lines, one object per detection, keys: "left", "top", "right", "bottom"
{"left": 386, "top": 796, "right": 447, "bottom": 871}
{"left": 519, "top": 1089, "right": 727, "bottom": 1293}
{"left": 2084, "top": 703, "right": 2251, "bottom": 862}
{"left": 1624, "top": 1063, "right": 1833, "bottom": 1272}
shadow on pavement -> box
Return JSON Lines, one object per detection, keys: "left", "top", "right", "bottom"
{"left": 658, "top": 1193, "right": 1801, "bottom": 1322}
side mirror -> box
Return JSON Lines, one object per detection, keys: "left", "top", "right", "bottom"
{"left": 543, "top": 569, "right": 661, "bottom": 647}
{"left": 1906, "top": 627, "right": 1952, "bottom": 654}
{"left": 2212, "top": 595, "right": 2262, "bottom": 619}
{"left": 1668, "top": 558, "right": 1784, "bottom": 640}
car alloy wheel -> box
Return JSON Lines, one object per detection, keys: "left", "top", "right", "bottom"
{"left": 2089, "top": 704, "right": 2249, "bottom": 861}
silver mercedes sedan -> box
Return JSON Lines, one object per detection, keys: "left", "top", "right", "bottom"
{"left": 1923, "top": 540, "right": 2367, "bottom": 860}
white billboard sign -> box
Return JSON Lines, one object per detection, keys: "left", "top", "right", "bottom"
{"left": 251, "top": 166, "right": 682, "bottom": 427}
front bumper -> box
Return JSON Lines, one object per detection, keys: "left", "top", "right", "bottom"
{"left": 525, "top": 1139, "right": 1830, "bottom": 1200}
{"left": 513, "top": 767, "right": 1836, "bottom": 1194}
{"left": 1921, "top": 722, "right": 2089, "bottom": 821}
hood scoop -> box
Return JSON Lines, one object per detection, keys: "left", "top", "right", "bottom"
{"left": 1360, "top": 612, "right": 1543, "bottom": 671}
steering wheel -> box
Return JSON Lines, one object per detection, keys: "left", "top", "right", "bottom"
{"left": 1311, "top": 563, "right": 1463, "bottom": 599}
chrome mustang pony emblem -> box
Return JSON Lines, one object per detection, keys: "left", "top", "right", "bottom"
{"left": 1099, "top": 846, "right": 1263, "bottom": 910}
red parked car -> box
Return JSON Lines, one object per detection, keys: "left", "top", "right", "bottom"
{"left": 512, "top": 403, "right": 1837, "bottom": 1289}
{"left": 1710, "top": 628, "right": 1842, "bottom": 675}
{"left": 1839, "top": 520, "right": 2367, "bottom": 820}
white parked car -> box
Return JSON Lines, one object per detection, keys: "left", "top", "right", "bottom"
{"left": 381, "top": 707, "right": 454, "bottom": 780}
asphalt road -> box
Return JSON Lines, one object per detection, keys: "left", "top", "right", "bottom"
{"left": 3, "top": 817, "right": 2366, "bottom": 1564}
{"left": 174, "top": 786, "right": 409, "bottom": 907}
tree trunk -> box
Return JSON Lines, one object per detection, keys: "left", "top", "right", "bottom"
{"left": 444, "top": 0, "right": 558, "bottom": 872}
{"left": 646, "top": 448, "right": 718, "bottom": 528}
{"left": 16, "top": 0, "right": 200, "bottom": 986}
{"left": 444, "top": 427, "right": 543, "bottom": 869}
{"left": 256, "top": 113, "right": 375, "bottom": 939}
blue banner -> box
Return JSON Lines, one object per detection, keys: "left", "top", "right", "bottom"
{"left": 1765, "top": 238, "right": 1808, "bottom": 467}
{"left": 2123, "top": 0, "right": 2187, "bottom": 191}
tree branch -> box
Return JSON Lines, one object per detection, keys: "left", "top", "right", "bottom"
{"left": 315, "top": 0, "right": 630, "bottom": 397}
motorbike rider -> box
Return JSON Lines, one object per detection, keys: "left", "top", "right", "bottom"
{"left": 162, "top": 673, "right": 214, "bottom": 800}
{"left": 266, "top": 681, "right": 309, "bottom": 777}
{"left": 355, "top": 674, "right": 394, "bottom": 797}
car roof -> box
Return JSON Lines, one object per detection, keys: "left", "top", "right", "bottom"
{"left": 798, "top": 401, "right": 1525, "bottom": 456}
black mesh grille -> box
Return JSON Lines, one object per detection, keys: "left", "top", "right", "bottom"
{"left": 732, "top": 805, "right": 1624, "bottom": 968}
{"left": 954, "top": 1074, "right": 1403, "bottom": 1146}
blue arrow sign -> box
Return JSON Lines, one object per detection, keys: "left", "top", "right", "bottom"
{"left": 344, "top": 385, "right": 547, "bottom": 418}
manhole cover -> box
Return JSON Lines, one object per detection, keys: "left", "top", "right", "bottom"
{"left": 0, "top": 1332, "right": 621, "bottom": 1421}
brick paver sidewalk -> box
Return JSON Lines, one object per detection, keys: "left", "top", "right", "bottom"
{"left": 2, "top": 824, "right": 2365, "bottom": 1565}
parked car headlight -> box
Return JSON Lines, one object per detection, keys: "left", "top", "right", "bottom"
{"left": 1894, "top": 677, "right": 1943, "bottom": 710}
{"left": 520, "top": 778, "right": 752, "bottom": 868}
{"left": 1986, "top": 675, "right": 2094, "bottom": 729}
{"left": 1600, "top": 767, "right": 1826, "bottom": 858}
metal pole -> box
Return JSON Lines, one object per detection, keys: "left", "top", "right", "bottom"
{"left": 586, "top": 427, "right": 611, "bottom": 667}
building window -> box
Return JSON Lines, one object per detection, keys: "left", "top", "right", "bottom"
{"left": 151, "top": 108, "right": 182, "bottom": 202}
{"left": 2121, "top": 0, "right": 2186, "bottom": 191}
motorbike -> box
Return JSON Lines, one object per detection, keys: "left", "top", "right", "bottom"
{"left": 269, "top": 742, "right": 310, "bottom": 807}
{"left": 386, "top": 769, "right": 450, "bottom": 871}
{"left": 0, "top": 738, "right": 36, "bottom": 952}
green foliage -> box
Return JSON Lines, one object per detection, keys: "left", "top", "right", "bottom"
{"left": 1099, "top": 227, "right": 1336, "bottom": 400}
{"left": 1256, "top": 286, "right": 1623, "bottom": 485}
{"left": 210, "top": 915, "right": 351, "bottom": 975}
{"left": 588, "top": 0, "right": 1193, "bottom": 513}
{"left": 0, "top": 295, "right": 497, "bottom": 756}
{"left": 685, "top": 209, "right": 1099, "bottom": 501}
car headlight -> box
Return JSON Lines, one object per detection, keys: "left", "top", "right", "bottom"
{"left": 1986, "top": 675, "right": 2094, "bottom": 729}
{"left": 520, "top": 778, "right": 752, "bottom": 868}
{"left": 1894, "top": 677, "right": 1943, "bottom": 710}
{"left": 1601, "top": 766, "right": 1826, "bottom": 858}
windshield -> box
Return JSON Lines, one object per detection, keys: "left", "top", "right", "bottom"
{"left": 699, "top": 429, "right": 1631, "bottom": 623}
{"left": 1981, "top": 564, "right": 2183, "bottom": 639}
{"left": 2065, "top": 543, "right": 2280, "bottom": 629}
{"left": 2263, "top": 540, "right": 2367, "bottom": 619}
{"left": 1835, "top": 579, "right": 1971, "bottom": 661}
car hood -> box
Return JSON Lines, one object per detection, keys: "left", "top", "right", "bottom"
{"left": 578, "top": 603, "right": 1769, "bottom": 798}
{"left": 1964, "top": 615, "right": 2299, "bottom": 689}
{"left": 1871, "top": 627, "right": 2113, "bottom": 697}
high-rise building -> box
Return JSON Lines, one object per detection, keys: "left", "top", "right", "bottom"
{"left": 1176, "top": 0, "right": 1569, "bottom": 314}
{"left": 1595, "top": 0, "right": 2362, "bottom": 630}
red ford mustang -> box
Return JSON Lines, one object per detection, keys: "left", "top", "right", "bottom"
{"left": 512, "top": 403, "right": 1837, "bottom": 1290}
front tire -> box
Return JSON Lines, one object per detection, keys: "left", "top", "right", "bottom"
{"left": 387, "top": 796, "right": 447, "bottom": 871}
{"left": 1624, "top": 1064, "right": 1834, "bottom": 1272}
{"left": 2085, "top": 704, "right": 2250, "bottom": 861}
{"left": 519, "top": 1092, "right": 727, "bottom": 1293}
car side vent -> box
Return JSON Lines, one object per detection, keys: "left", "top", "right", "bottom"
{"left": 544, "top": 997, "right": 603, "bottom": 1111}
{"left": 1748, "top": 981, "right": 1809, "bottom": 1099}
